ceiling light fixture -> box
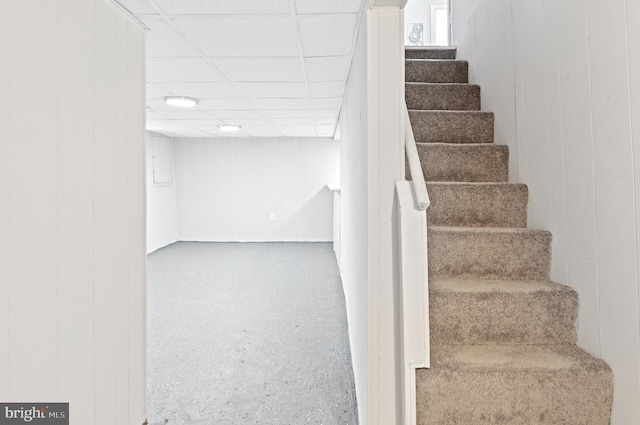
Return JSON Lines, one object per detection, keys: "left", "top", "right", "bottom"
{"left": 164, "top": 96, "right": 199, "bottom": 107}
{"left": 219, "top": 124, "right": 241, "bottom": 132}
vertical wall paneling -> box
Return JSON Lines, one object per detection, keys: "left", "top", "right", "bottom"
{"left": 94, "top": 1, "right": 118, "bottom": 424}
{"left": 7, "top": 0, "right": 60, "bottom": 400}
{"left": 0, "top": 0, "right": 10, "bottom": 400}
{"left": 542, "top": 0, "right": 569, "bottom": 283}
{"left": 586, "top": 0, "right": 640, "bottom": 422}
{"left": 113, "top": 10, "right": 132, "bottom": 424}
{"left": 173, "top": 137, "right": 339, "bottom": 242}
{"left": 452, "top": 0, "right": 640, "bottom": 420}
{"left": 521, "top": 0, "right": 554, "bottom": 231}
{"left": 338, "top": 14, "right": 368, "bottom": 424}
{"left": 554, "top": 0, "right": 601, "bottom": 356}
{"left": 627, "top": 1, "right": 640, "bottom": 410}
{"left": 510, "top": 0, "right": 531, "bottom": 189}
{"left": 58, "top": 1, "right": 96, "bottom": 421}
{"left": 1, "top": 1, "right": 146, "bottom": 423}
{"left": 127, "top": 19, "right": 147, "bottom": 425}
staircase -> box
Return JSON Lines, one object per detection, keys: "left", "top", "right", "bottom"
{"left": 406, "top": 47, "right": 614, "bottom": 424}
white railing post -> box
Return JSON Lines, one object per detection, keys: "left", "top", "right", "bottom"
{"left": 396, "top": 102, "right": 430, "bottom": 425}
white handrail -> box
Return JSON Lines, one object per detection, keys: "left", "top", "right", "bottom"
{"left": 404, "top": 105, "right": 430, "bottom": 210}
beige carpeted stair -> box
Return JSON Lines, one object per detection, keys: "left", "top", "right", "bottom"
{"left": 406, "top": 46, "right": 613, "bottom": 424}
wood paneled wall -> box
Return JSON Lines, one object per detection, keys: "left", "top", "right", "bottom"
{"left": 452, "top": 0, "right": 640, "bottom": 422}
{"left": 0, "top": 1, "right": 147, "bottom": 423}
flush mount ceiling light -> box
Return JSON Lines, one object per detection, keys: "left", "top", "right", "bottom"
{"left": 164, "top": 96, "right": 199, "bottom": 107}
{"left": 219, "top": 124, "right": 241, "bottom": 132}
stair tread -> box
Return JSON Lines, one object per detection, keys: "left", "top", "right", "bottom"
{"left": 427, "top": 181, "right": 525, "bottom": 187}
{"left": 407, "top": 82, "right": 478, "bottom": 86}
{"left": 431, "top": 278, "right": 574, "bottom": 294}
{"left": 429, "top": 226, "right": 550, "bottom": 236}
{"left": 426, "top": 344, "right": 610, "bottom": 372}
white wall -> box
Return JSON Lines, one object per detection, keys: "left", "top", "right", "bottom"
{"left": 339, "top": 15, "right": 369, "bottom": 424}
{"left": 0, "top": 1, "right": 147, "bottom": 424}
{"left": 452, "top": 0, "right": 640, "bottom": 422}
{"left": 146, "top": 132, "right": 179, "bottom": 253}
{"left": 173, "top": 137, "right": 339, "bottom": 242}
{"left": 338, "top": 3, "right": 407, "bottom": 424}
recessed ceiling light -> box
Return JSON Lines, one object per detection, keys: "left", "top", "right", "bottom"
{"left": 219, "top": 124, "right": 241, "bottom": 132}
{"left": 164, "top": 96, "right": 199, "bottom": 107}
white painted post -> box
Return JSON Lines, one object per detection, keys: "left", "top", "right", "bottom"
{"left": 366, "top": 1, "right": 407, "bottom": 424}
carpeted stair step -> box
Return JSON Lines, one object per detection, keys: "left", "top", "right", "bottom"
{"left": 406, "top": 47, "right": 457, "bottom": 60}
{"left": 415, "top": 143, "right": 508, "bottom": 182}
{"left": 409, "top": 110, "right": 494, "bottom": 144}
{"left": 430, "top": 279, "right": 577, "bottom": 345}
{"left": 428, "top": 227, "right": 551, "bottom": 280}
{"left": 406, "top": 83, "right": 481, "bottom": 111}
{"left": 406, "top": 60, "right": 468, "bottom": 83}
{"left": 416, "top": 344, "right": 613, "bottom": 425}
{"left": 426, "top": 182, "right": 528, "bottom": 227}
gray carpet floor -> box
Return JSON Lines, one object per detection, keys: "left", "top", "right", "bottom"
{"left": 147, "top": 242, "right": 358, "bottom": 425}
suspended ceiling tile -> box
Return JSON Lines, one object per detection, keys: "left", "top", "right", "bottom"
{"left": 146, "top": 120, "right": 194, "bottom": 130}
{"left": 312, "top": 98, "right": 342, "bottom": 109}
{"left": 295, "top": 0, "right": 362, "bottom": 14}
{"left": 305, "top": 56, "right": 351, "bottom": 82}
{"left": 310, "top": 81, "right": 345, "bottom": 98}
{"left": 147, "top": 82, "right": 173, "bottom": 100}
{"left": 147, "top": 58, "right": 225, "bottom": 82}
{"left": 158, "top": 82, "right": 241, "bottom": 98}
{"left": 276, "top": 125, "right": 317, "bottom": 132}
{"left": 262, "top": 109, "right": 314, "bottom": 119}
{"left": 314, "top": 117, "right": 339, "bottom": 125}
{"left": 174, "top": 16, "right": 298, "bottom": 57}
{"left": 198, "top": 98, "right": 256, "bottom": 110}
{"left": 152, "top": 0, "right": 291, "bottom": 15}
{"left": 244, "top": 131, "right": 283, "bottom": 137}
{"left": 146, "top": 110, "right": 169, "bottom": 120}
{"left": 117, "top": 0, "right": 159, "bottom": 14}
{"left": 174, "top": 119, "right": 223, "bottom": 127}
{"left": 209, "top": 110, "right": 265, "bottom": 119}
{"left": 270, "top": 118, "right": 316, "bottom": 126}
{"left": 154, "top": 110, "right": 216, "bottom": 120}
{"left": 314, "top": 109, "right": 340, "bottom": 118}
{"left": 280, "top": 130, "right": 318, "bottom": 137}
{"left": 298, "top": 14, "right": 358, "bottom": 57}
{"left": 143, "top": 16, "right": 199, "bottom": 58}
{"left": 235, "top": 82, "right": 308, "bottom": 98}
{"left": 211, "top": 57, "right": 304, "bottom": 82}
{"left": 316, "top": 124, "right": 337, "bottom": 133}
{"left": 251, "top": 98, "right": 311, "bottom": 110}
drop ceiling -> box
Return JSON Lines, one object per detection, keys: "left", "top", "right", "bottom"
{"left": 117, "top": 0, "right": 366, "bottom": 138}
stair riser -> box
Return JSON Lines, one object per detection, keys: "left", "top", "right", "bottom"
{"left": 416, "top": 367, "right": 613, "bottom": 425}
{"left": 406, "top": 84, "right": 481, "bottom": 111}
{"left": 406, "top": 48, "right": 456, "bottom": 59}
{"left": 430, "top": 287, "right": 578, "bottom": 345}
{"left": 427, "top": 183, "right": 528, "bottom": 227}
{"left": 415, "top": 144, "right": 509, "bottom": 182}
{"left": 428, "top": 229, "right": 552, "bottom": 280}
{"left": 406, "top": 60, "right": 468, "bottom": 83}
{"left": 409, "top": 111, "right": 494, "bottom": 144}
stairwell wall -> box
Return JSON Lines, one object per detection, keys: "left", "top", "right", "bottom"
{"left": 338, "top": 15, "right": 369, "bottom": 424}
{"left": 451, "top": 0, "right": 640, "bottom": 422}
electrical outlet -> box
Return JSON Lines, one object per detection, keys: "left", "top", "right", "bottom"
{"left": 270, "top": 213, "right": 276, "bottom": 221}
